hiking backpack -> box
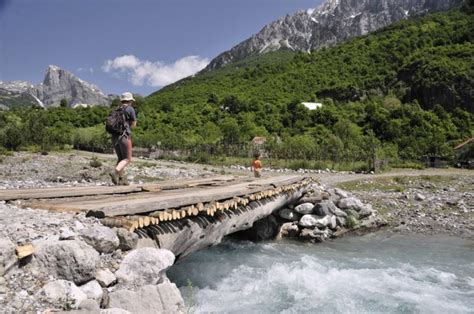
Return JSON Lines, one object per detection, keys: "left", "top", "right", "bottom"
{"left": 105, "top": 105, "right": 128, "bottom": 135}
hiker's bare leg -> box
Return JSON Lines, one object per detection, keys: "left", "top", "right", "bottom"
{"left": 115, "top": 158, "right": 130, "bottom": 175}
{"left": 115, "top": 137, "right": 132, "bottom": 176}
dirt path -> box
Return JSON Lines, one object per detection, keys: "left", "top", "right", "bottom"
{"left": 316, "top": 168, "right": 473, "bottom": 187}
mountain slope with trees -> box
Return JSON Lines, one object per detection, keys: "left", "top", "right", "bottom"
{"left": 148, "top": 8, "right": 473, "bottom": 113}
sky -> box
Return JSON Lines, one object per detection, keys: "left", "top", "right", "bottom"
{"left": 0, "top": 0, "right": 323, "bottom": 96}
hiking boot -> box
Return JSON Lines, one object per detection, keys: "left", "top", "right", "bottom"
{"left": 118, "top": 177, "right": 130, "bottom": 186}
{"left": 109, "top": 170, "right": 119, "bottom": 185}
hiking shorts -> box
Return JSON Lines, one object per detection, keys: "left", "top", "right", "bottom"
{"left": 113, "top": 135, "right": 132, "bottom": 163}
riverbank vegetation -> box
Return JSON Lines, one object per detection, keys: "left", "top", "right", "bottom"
{"left": 0, "top": 7, "right": 473, "bottom": 171}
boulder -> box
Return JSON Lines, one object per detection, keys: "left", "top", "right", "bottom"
{"left": 346, "top": 209, "right": 360, "bottom": 220}
{"left": 79, "top": 280, "right": 103, "bottom": 303}
{"left": 313, "top": 201, "right": 337, "bottom": 216}
{"left": 299, "top": 215, "right": 331, "bottom": 228}
{"left": 35, "top": 240, "right": 100, "bottom": 284}
{"left": 334, "top": 188, "right": 350, "bottom": 198}
{"left": 333, "top": 207, "right": 348, "bottom": 217}
{"left": 40, "top": 280, "right": 87, "bottom": 310}
{"left": 358, "top": 215, "right": 388, "bottom": 229}
{"left": 96, "top": 269, "right": 116, "bottom": 287}
{"left": 0, "top": 237, "right": 16, "bottom": 270}
{"left": 359, "top": 204, "right": 374, "bottom": 218}
{"left": 278, "top": 208, "right": 301, "bottom": 221}
{"left": 116, "top": 228, "right": 138, "bottom": 251}
{"left": 108, "top": 280, "right": 185, "bottom": 313}
{"left": 336, "top": 216, "right": 347, "bottom": 227}
{"left": 59, "top": 227, "right": 76, "bottom": 240}
{"left": 338, "top": 197, "right": 365, "bottom": 211}
{"left": 294, "top": 203, "right": 314, "bottom": 215}
{"left": 237, "top": 215, "right": 279, "bottom": 241}
{"left": 79, "top": 225, "right": 119, "bottom": 254}
{"left": 329, "top": 215, "right": 337, "bottom": 230}
{"left": 299, "top": 228, "right": 329, "bottom": 242}
{"left": 277, "top": 222, "right": 299, "bottom": 239}
{"left": 78, "top": 299, "right": 100, "bottom": 311}
{"left": 115, "top": 248, "right": 175, "bottom": 285}
{"left": 346, "top": 215, "right": 359, "bottom": 229}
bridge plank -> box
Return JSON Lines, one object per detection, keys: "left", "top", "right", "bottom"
{"left": 0, "top": 175, "right": 236, "bottom": 201}
{"left": 19, "top": 175, "right": 304, "bottom": 217}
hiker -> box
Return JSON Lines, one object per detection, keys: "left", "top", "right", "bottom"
{"left": 109, "top": 92, "right": 137, "bottom": 185}
{"left": 251, "top": 153, "right": 263, "bottom": 178}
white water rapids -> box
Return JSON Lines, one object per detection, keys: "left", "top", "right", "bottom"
{"left": 168, "top": 233, "right": 474, "bottom": 313}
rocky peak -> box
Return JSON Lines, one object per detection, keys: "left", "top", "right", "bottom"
{"left": 205, "top": 0, "right": 462, "bottom": 70}
{"left": 34, "top": 65, "right": 109, "bottom": 107}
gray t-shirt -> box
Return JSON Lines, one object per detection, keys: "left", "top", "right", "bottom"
{"left": 123, "top": 105, "right": 137, "bottom": 136}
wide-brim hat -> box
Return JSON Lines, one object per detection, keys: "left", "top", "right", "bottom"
{"left": 120, "top": 92, "right": 135, "bottom": 102}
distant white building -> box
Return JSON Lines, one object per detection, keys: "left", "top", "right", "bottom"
{"left": 301, "top": 102, "right": 323, "bottom": 110}
{"left": 72, "top": 103, "right": 90, "bottom": 109}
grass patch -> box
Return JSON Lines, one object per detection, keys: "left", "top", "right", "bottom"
{"left": 337, "top": 178, "right": 406, "bottom": 192}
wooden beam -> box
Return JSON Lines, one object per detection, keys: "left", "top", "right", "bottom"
{"left": 1, "top": 175, "right": 236, "bottom": 201}
{"left": 16, "top": 244, "right": 35, "bottom": 259}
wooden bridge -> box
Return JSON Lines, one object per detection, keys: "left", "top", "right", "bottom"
{"left": 2, "top": 175, "right": 313, "bottom": 258}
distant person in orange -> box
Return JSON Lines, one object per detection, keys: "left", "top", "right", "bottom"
{"left": 251, "top": 153, "right": 263, "bottom": 177}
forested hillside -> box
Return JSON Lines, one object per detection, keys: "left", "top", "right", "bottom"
{"left": 149, "top": 8, "right": 473, "bottom": 112}
{"left": 1, "top": 6, "right": 473, "bottom": 170}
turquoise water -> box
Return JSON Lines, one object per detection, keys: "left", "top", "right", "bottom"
{"left": 168, "top": 233, "right": 474, "bottom": 314}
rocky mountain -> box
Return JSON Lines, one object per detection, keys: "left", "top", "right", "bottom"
{"left": 0, "top": 65, "right": 110, "bottom": 109}
{"left": 206, "top": 0, "right": 462, "bottom": 70}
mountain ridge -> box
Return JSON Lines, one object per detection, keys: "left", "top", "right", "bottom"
{"left": 0, "top": 65, "right": 110, "bottom": 109}
{"left": 205, "top": 0, "right": 462, "bottom": 71}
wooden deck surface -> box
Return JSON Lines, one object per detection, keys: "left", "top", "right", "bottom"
{"left": 3, "top": 175, "right": 307, "bottom": 217}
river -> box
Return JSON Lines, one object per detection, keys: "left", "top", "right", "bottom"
{"left": 168, "top": 232, "right": 474, "bottom": 313}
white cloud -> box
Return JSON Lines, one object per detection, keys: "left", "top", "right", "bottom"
{"left": 102, "top": 54, "right": 209, "bottom": 87}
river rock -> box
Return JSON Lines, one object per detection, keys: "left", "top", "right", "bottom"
{"left": 299, "top": 228, "right": 329, "bottom": 242}
{"left": 329, "top": 215, "right": 337, "bottom": 230}
{"left": 79, "top": 280, "right": 103, "bottom": 303}
{"left": 78, "top": 299, "right": 100, "bottom": 311}
{"left": 101, "top": 309, "right": 131, "bottom": 314}
{"left": 313, "top": 201, "right": 337, "bottom": 216}
{"left": 0, "top": 237, "right": 16, "bottom": 270}
{"left": 346, "top": 209, "right": 360, "bottom": 220}
{"left": 278, "top": 208, "right": 301, "bottom": 221}
{"left": 414, "top": 193, "right": 426, "bottom": 201}
{"left": 59, "top": 228, "right": 76, "bottom": 240}
{"left": 108, "top": 280, "right": 185, "bottom": 313}
{"left": 96, "top": 269, "right": 116, "bottom": 287}
{"left": 277, "top": 222, "right": 299, "bottom": 239}
{"left": 359, "top": 204, "right": 374, "bottom": 218}
{"left": 40, "top": 280, "right": 87, "bottom": 310}
{"left": 79, "top": 225, "right": 119, "bottom": 254}
{"left": 35, "top": 240, "right": 100, "bottom": 284}
{"left": 346, "top": 215, "right": 359, "bottom": 228}
{"left": 333, "top": 207, "right": 348, "bottom": 217}
{"left": 334, "top": 188, "right": 350, "bottom": 198}
{"left": 116, "top": 228, "right": 138, "bottom": 251}
{"left": 115, "top": 248, "right": 175, "bottom": 285}
{"left": 337, "top": 197, "right": 365, "bottom": 211}
{"left": 242, "top": 215, "right": 279, "bottom": 241}
{"left": 299, "top": 215, "right": 331, "bottom": 228}
{"left": 294, "top": 203, "right": 314, "bottom": 215}
{"left": 358, "top": 215, "right": 388, "bottom": 229}
{"left": 296, "top": 195, "right": 322, "bottom": 205}
{"left": 336, "top": 216, "right": 347, "bottom": 227}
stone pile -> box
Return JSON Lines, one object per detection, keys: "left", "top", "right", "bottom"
{"left": 0, "top": 220, "right": 185, "bottom": 313}
{"left": 277, "top": 185, "right": 387, "bottom": 242}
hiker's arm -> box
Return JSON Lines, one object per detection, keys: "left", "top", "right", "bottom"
{"left": 131, "top": 120, "right": 137, "bottom": 128}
